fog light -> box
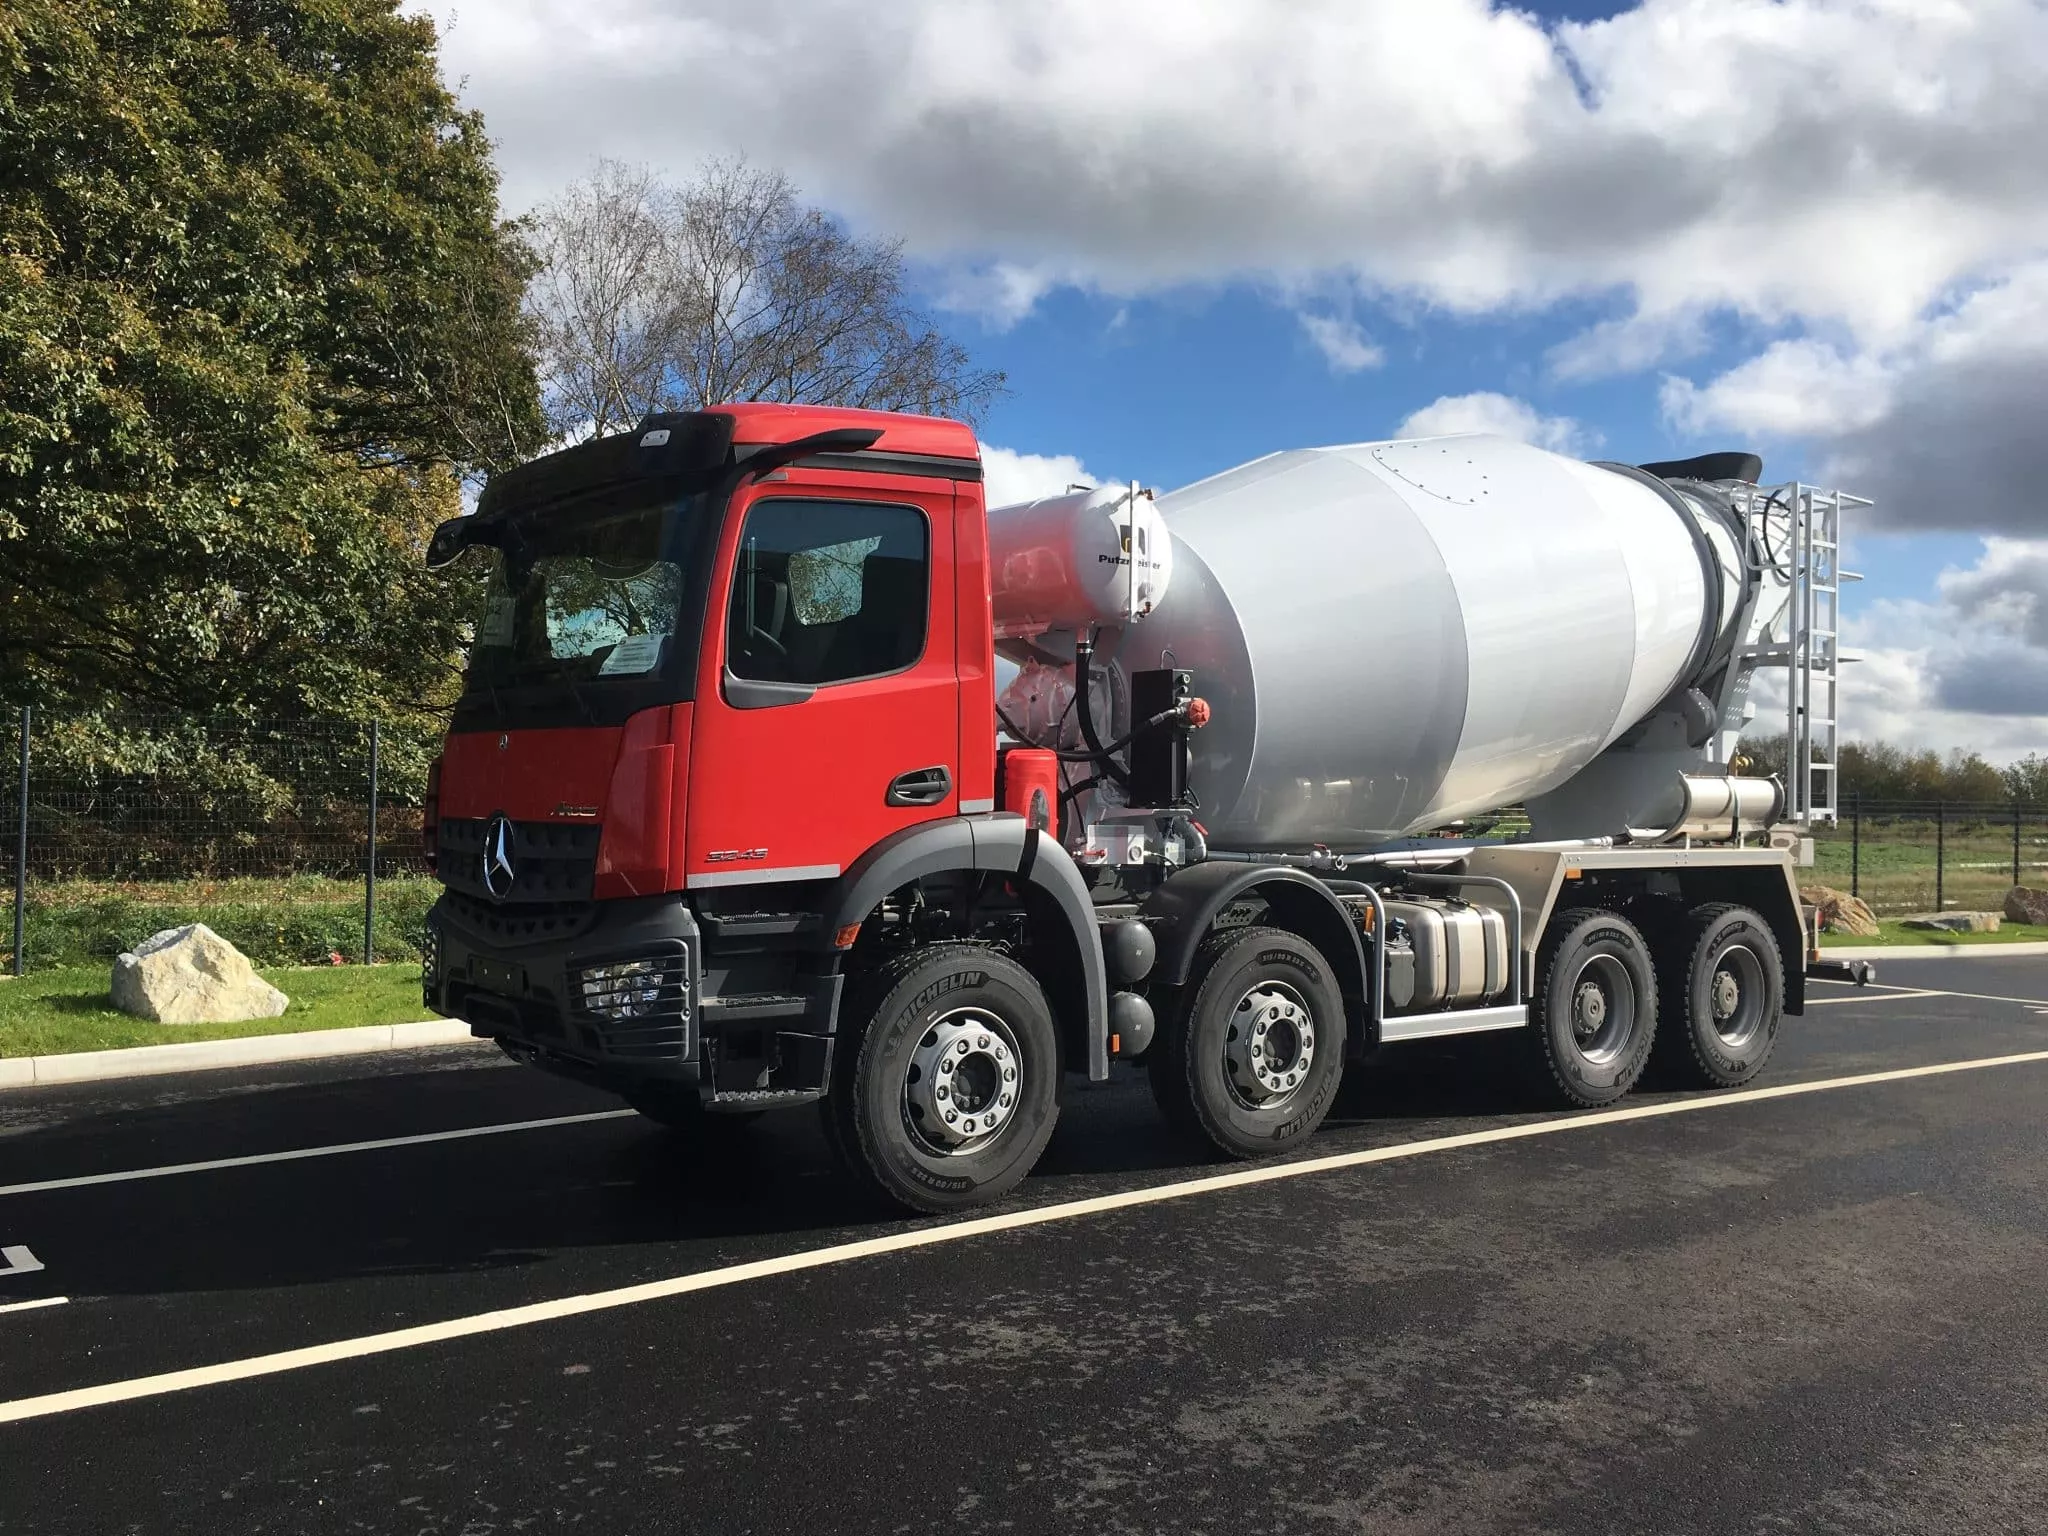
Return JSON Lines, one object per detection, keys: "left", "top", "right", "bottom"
{"left": 579, "top": 958, "right": 666, "bottom": 1019}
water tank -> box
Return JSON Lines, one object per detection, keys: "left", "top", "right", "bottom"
{"left": 991, "top": 434, "right": 1748, "bottom": 850}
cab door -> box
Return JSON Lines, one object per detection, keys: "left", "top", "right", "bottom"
{"left": 686, "top": 476, "right": 960, "bottom": 892}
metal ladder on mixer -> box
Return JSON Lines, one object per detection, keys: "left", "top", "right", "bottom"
{"left": 1741, "top": 483, "right": 1871, "bottom": 827}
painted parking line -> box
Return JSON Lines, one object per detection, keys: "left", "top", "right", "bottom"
{"left": 0, "top": 1109, "right": 639, "bottom": 1201}
{"left": 4, "top": 1046, "right": 2046, "bottom": 1428}
{"left": 1805, "top": 989, "right": 1943, "bottom": 1007}
{"left": 1806, "top": 984, "right": 2048, "bottom": 1009}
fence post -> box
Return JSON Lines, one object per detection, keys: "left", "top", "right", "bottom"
{"left": 364, "top": 720, "right": 380, "bottom": 966}
{"left": 2015, "top": 800, "right": 2024, "bottom": 890}
{"left": 1935, "top": 800, "right": 1945, "bottom": 912}
{"left": 11, "top": 706, "right": 26, "bottom": 978}
{"left": 1850, "top": 792, "right": 1861, "bottom": 900}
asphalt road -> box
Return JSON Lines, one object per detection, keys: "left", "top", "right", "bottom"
{"left": 3, "top": 954, "right": 2047, "bottom": 1534}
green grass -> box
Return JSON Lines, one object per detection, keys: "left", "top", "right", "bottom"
{"left": 1817, "top": 920, "right": 2048, "bottom": 949}
{"left": 0, "top": 962, "right": 431, "bottom": 1058}
{"left": 4, "top": 875, "right": 437, "bottom": 973}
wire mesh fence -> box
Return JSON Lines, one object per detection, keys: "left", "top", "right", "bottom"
{"left": 3, "top": 707, "right": 437, "bottom": 974}
{"left": 1811, "top": 797, "right": 2048, "bottom": 918}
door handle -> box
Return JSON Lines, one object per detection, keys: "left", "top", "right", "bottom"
{"left": 885, "top": 766, "right": 953, "bottom": 808}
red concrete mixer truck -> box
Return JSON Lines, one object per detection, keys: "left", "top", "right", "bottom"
{"left": 420, "top": 403, "right": 1870, "bottom": 1211}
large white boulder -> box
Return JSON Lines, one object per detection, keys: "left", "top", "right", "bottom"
{"left": 111, "top": 924, "right": 290, "bottom": 1025}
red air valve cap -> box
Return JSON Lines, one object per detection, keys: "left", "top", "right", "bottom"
{"left": 1185, "top": 697, "right": 1212, "bottom": 728}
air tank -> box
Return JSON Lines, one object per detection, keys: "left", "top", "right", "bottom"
{"left": 990, "top": 434, "right": 1749, "bottom": 851}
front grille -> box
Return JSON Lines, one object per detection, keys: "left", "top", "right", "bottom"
{"left": 436, "top": 889, "right": 601, "bottom": 947}
{"left": 438, "top": 817, "right": 600, "bottom": 904}
{"left": 572, "top": 947, "right": 692, "bottom": 1062}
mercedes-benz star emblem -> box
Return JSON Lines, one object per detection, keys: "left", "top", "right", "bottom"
{"left": 481, "top": 813, "right": 516, "bottom": 900}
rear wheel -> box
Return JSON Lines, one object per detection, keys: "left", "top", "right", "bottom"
{"left": 824, "top": 944, "right": 1061, "bottom": 1213}
{"left": 1525, "top": 908, "right": 1658, "bottom": 1108}
{"left": 1149, "top": 926, "right": 1346, "bottom": 1159}
{"left": 1652, "top": 903, "right": 1783, "bottom": 1088}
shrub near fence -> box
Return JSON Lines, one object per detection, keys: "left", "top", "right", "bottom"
{"left": 1812, "top": 797, "right": 2048, "bottom": 917}
{"left": 3, "top": 708, "right": 438, "bottom": 974}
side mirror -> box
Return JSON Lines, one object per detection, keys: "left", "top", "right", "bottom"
{"left": 426, "top": 517, "right": 478, "bottom": 569}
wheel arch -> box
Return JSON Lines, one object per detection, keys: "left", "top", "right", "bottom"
{"left": 821, "top": 815, "right": 1111, "bottom": 1080}
{"left": 1142, "top": 864, "right": 1371, "bottom": 1050}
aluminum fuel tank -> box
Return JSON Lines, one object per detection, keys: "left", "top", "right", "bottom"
{"left": 1118, "top": 434, "right": 1745, "bottom": 849}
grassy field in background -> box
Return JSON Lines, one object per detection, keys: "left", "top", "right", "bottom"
{"left": 0, "top": 962, "right": 431, "bottom": 1057}
{"left": 1808, "top": 824, "right": 2048, "bottom": 915}
{"left": 4, "top": 875, "right": 437, "bottom": 972}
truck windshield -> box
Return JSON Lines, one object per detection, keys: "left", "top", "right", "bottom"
{"left": 452, "top": 487, "right": 713, "bottom": 728}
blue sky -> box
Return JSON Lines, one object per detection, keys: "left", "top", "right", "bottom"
{"left": 422, "top": 0, "right": 2048, "bottom": 759}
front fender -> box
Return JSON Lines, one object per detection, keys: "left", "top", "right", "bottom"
{"left": 1142, "top": 863, "right": 1373, "bottom": 1049}
{"left": 822, "top": 815, "right": 1111, "bottom": 1080}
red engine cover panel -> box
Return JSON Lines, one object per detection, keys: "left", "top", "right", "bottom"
{"left": 439, "top": 726, "right": 621, "bottom": 821}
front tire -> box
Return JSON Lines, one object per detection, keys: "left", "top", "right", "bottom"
{"left": 1525, "top": 908, "right": 1658, "bottom": 1108}
{"left": 825, "top": 945, "right": 1061, "bottom": 1214}
{"left": 1652, "top": 903, "right": 1783, "bottom": 1088}
{"left": 1149, "top": 926, "right": 1347, "bottom": 1159}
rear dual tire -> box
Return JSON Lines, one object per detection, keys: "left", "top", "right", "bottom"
{"left": 1524, "top": 908, "right": 1659, "bottom": 1108}
{"left": 1651, "top": 903, "right": 1783, "bottom": 1089}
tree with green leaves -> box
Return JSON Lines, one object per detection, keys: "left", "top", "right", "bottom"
{"left": 0, "top": 0, "right": 542, "bottom": 751}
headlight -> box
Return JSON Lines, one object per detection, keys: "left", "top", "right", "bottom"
{"left": 579, "top": 958, "right": 667, "bottom": 1019}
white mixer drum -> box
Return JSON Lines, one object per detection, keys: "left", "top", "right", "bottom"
{"left": 1134, "top": 434, "right": 1745, "bottom": 848}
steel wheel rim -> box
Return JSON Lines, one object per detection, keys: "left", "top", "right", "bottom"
{"left": 1568, "top": 953, "right": 1638, "bottom": 1066}
{"left": 902, "top": 1007, "right": 1024, "bottom": 1158}
{"left": 1222, "top": 980, "right": 1317, "bottom": 1113}
{"left": 1707, "top": 943, "right": 1767, "bottom": 1051}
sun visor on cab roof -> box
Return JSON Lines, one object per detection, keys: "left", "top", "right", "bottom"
{"left": 473, "top": 412, "right": 737, "bottom": 521}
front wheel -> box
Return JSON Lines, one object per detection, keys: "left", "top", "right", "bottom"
{"left": 825, "top": 945, "right": 1061, "bottom": 1213}
{"left": 1149, "top": 926, "right": 1347, "bottom": 1159}
{"left": 1524, "top": 908, "right": 1658, "bottom": 1108}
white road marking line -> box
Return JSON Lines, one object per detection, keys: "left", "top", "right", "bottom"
{"left": 0, "top": 1297, "right": 68, "bottom": 1317}
{"left": 0, "top": 1110, "right": 639, "bottom": 1200}
{"left": 0, "top": 1245, "right": 45, "bottom": 1277}
{"left": 1805, "top": 991, "right": 1947, "bottom": 1007}
{"left": 3, "top": 1046, "right": 2046, "bottom": 1427}
{"left": 1807, "top": 982, "right": 2048, "bottom": 1009}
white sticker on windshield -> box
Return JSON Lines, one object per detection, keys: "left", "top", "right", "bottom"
{"left": 599, "top": 632, "right": 665, "bottom": 675}
{"left": 477, "top": 594, "right": 515, "bottom": 646}
{"left": 640, "top": 428, "right": 671, "bottom": 447}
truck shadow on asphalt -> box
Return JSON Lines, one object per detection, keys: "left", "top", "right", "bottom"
{"left": 11, "top": 1039, "right": 1561, "bottom": 1303}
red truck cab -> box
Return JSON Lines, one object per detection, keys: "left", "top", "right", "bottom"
{"left": 423, "top": 405, "right": 1113, "bottom": 1209}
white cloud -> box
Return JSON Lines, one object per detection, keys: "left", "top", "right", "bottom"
{"left": 1660, "top": 338, "right": 1895, "bottom": 440}
{"left": 1297, "top": 313, "right": 1384, "bottom": 374}
{"left": 419, "top": 0, "right": 2048, "bottom": 351}
{"left": 1395, "top": 393, "right": 1594, "bottom": 456}
{"left": 1772, "top": 538, "right": 2048, "bottom": 761}
{"left": 1661, "top": 261, "right": 2048, "bottom": 534}
{"left": 982, "top": 445, "right": 1095, "bottom": 509}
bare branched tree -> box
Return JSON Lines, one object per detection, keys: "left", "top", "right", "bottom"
{"left": 529, "top": 159, "right": 1005, "bottom": 442}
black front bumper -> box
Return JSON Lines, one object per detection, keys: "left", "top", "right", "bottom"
{"left": 425, "top": 890, "right": 702, "bottom": 1092}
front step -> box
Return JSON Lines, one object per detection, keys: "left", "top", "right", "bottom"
{"left": 700, "top": 993, "right": 810, "bottom": 1022}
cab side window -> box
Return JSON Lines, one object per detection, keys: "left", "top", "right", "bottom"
{"left": 726, "top": 499, "right": 929, "bottom": 686}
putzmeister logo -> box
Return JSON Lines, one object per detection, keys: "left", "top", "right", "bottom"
{"left": 481, "top": 813, "right": 517, "bottom": 900}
